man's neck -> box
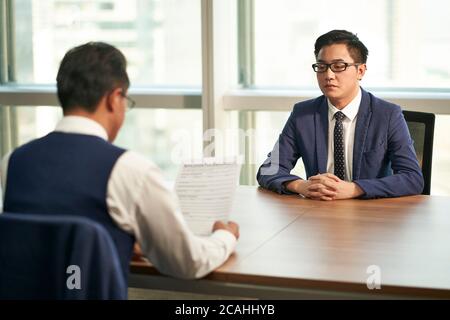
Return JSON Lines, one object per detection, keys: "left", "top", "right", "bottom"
{"left": 328, "top": 87, "right": 360, "bottom": 110}
{"left": 64, "top": 109, "right": 111, "bottom": 141}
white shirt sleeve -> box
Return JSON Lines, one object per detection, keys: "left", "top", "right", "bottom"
{"left": 106, "top": 151, "right": 237, "bottom": 279}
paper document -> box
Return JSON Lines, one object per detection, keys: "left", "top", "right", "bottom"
{"left": 175, "top": 159, "right": 241, "bottom": 236}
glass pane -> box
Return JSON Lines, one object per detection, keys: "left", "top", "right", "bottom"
{"left": 243, "top": 111, "right": 306, "bottom": 185}
{"left": 431, "top": 115, "right": 450, "bottom": 195}
{"left": 15, "top": 107, "right": 63, "bottom": 144}
{"left": 13, "top": 107, "right": 202, "bottom": 180}
{"left": 115, "top": 109, "right": 203, "bottom": 179}
{"left": 13, "top": 0, "right": 201, "bottom": 87}
{"left": 254, "top": 0, "right": 450, "bottom": 89}
{"left": 256, "top": 111, "right": 307, "bottom": 180}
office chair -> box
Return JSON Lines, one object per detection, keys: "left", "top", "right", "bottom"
{"left": 0, "top": 213, "right": 127, "bottom": 299}
{"left": 402, "top": 110, "right": 435, "bottom": 195}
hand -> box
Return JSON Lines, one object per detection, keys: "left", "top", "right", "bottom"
{"left": 285, "top": 178, "right": 337, "bottom": 201}
{"left": 213, "top": 220, "right": 240, "bottom": 240}
{"left": 132, "top": 242, "right": 145, "bottom": 261}
{"left": 309, "top": 173, "right": 364, "bottom": 200}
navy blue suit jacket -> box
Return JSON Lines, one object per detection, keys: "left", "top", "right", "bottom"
{"left": 0, "top": 213, "right": 127, "bottom": 299}
{"left": 257, "top": 88, "right": 424, "bottom": 199}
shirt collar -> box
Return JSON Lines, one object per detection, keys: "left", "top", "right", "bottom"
{"left": 328, "top": 87, "right": 362, "bottom": 121}
{"left": 54, "top": 116, "right": 109, "bottom": 141}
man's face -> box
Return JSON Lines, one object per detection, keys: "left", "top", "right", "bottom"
{"left": 315, "top": 43, "right": 366, "bottom": 108}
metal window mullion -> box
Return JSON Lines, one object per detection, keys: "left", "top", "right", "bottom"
{"left": 0, "top": 0, "right": 8, "bottom": 83}
{"left": 201, "top": 0, "right": 215, "bottom": 144}
{"left": 237, "top": 0, "right": 256, "bottom": 185}
{"left": 6, "top": 0, "right": 18, "bottom": 150}
{"left": 6, "top": 0, "right": 15, "bottom": 82}
{"left": 201, "top": 0, "right": 237, "bottom": 158}
{"left": 237, "top": 0, "right": 254, "bottom": 88}
{"left": 0, "top": 0, "right": 17, "bottom": 157}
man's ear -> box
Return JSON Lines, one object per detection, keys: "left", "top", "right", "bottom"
{"left": 357, "top": 64, "right": 367, "bottom": 80}
{"left": 106, "top": 88, "right": 122, "bottom": 112}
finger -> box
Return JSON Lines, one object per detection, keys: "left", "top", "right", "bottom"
{"left": 307, "top": 184, "right": 325, "bottom": 193}
{"left": 133, "top": 243, "right": 143, "bottom": 255}
{"left": 228, "top": 221, "right": 239, "bottom": 233}
{"left": 309, "top": 174, "right": 325, "bottom": 180}
{"left": 324, "top": 173, "right": 341, "bottom": 182}
{"left": 307, "top": 183, "right": 335, "bottom": 194}
{"left": 213, "top": 220, "right": 226, "bottom": 230}
{"left": 306, "top": 191, "right": 321, "bottom": 198}
{"left": 307, "top": 183, "right": 321, "bottom": 191}
{"left": 317, "top": 187, "right": 337, "bottom": 196}
{"left": 320, "top": 195, "right": 334, "bottom": 201}
{"left": 308, "top": 191, "right": 332, "bottom": 199}
{"left": 318, "top": 179, "right": 338, "bottom": 191}
{"left": 228, "top": 220, "right": 238, "bottom": 227}
{"left": 309, "top": 176, "right": 338, "bottom": 190}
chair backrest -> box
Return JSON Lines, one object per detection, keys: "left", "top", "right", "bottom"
{"left": 402, "top": 110, "right": 435, "bottom": 195}
{"left": 0, "top": 213, "right": 127, "bottom": 300}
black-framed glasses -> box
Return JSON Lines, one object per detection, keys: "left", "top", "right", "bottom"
{"left": 121, "top": 93, "right": 136, "bottom": 111}
{"left": 312, "top": 62, "right": 361, "bottom": 73}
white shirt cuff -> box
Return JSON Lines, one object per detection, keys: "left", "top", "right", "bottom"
{"left": 211, "top": 229, "right": 237, "bottom": 255}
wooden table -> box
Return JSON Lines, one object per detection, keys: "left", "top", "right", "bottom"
{"left": 129, "top": 186, "right": 450, "bottom": 299}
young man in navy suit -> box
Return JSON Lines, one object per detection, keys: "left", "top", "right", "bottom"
{"left": 257, "top": 30, "right": 423, "bottom": 200}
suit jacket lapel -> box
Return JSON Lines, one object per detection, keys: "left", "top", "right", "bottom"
{"left": 352, "top": 88, "right": 372, "bottom": 180}
{"left": 315, "top": 97, "right": 328, "bottom": 174}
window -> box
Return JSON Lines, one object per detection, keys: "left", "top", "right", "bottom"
{"left": 430, "top": 115, "right": 450, "bottom": 195}
{"left": 253, "top": 0, "right": 450, "bottom": 89}
{"left": 13, "top": 107, "right": 202, "bottom": 180}
{"left": 15, "top": 107, "right": 62, "bottom": 144}
{"left": 253, "top": 111, "right": 306, "bottom": 182}
{"left": 3, "top": 0, "right": 202, "bottom": 179}
{"left": 13, "top": 0, "right": 201, "bottom": 86}
{"left": 115, "top": 109, "right": 202, "bottom": 179}
{"left": 2, "top": 1, "right": 450, "bottom": 196}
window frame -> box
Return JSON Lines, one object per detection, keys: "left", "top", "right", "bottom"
{"left": 1, "top": 0, "right": 450, "bottom": 186}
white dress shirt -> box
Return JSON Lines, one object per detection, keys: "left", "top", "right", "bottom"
{"left": 0, "top": 116, "right": 237, "bottom": 279}
{"left": 326, "top": 88, "right": 362, "bottom": 181}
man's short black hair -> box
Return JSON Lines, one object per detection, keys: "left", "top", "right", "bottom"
{"left": 314, "top": 30, "right": 369, "bottom": 63}
{"left": 56, "top": 42, "right": 129, "bottom": 113}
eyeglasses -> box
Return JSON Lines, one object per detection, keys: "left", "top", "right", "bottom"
{"left": 121, "top": 93, "right": 136, "bottom": 111}
{"left": 312, "top": 62, "right": 361, "bottom": 73}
